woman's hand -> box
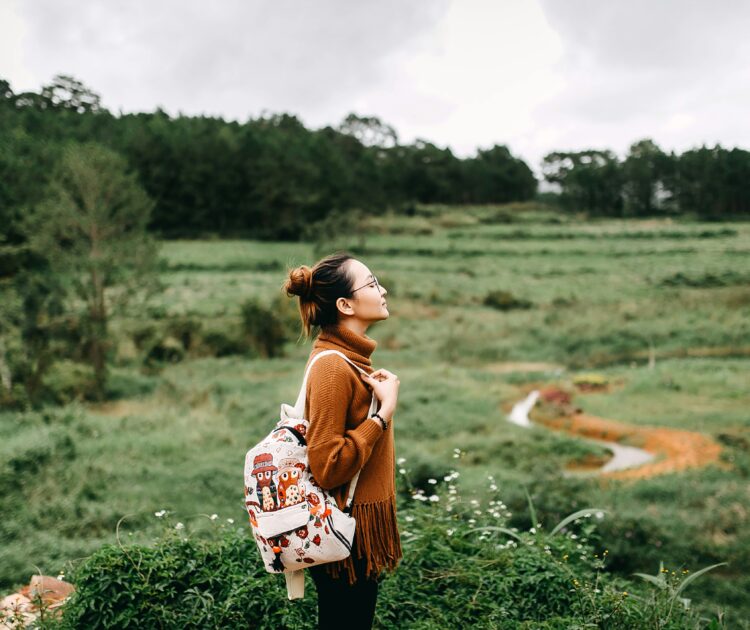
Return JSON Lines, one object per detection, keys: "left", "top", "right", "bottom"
{"left": 360, "top": 369, "right": 399, "bottom": 421}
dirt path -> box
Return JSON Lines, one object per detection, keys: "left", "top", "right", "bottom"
{"left": 533, "top": 410, "right": 725, "bottom": 480}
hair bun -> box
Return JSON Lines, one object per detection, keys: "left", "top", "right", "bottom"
{"left": 285, "top": 265, "right": 314, "bottom": 300}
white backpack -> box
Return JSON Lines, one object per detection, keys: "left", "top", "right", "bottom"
{"left": 243, "top": 350, "right": 377, "bottom": 599}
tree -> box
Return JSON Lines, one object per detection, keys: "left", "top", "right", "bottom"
{"left": 542, "top": 150, "right": 623, "bottom": 215}
{"left": 622, "top": 139, "right": 675, "bottom": 216}
{"left": 40, "top": 74, "right": 102, "bottom": 114}
{"left": 464, "top": 144, "right": 537, "bottom": 203}
{"left": 338, "top": 113, "right": 398, "bottom": 148}
{"left": 671, "top": 145, "right": 750, "bottom": 219}
{"left": 23, "top": 142, "right": 159, "bottom": 399}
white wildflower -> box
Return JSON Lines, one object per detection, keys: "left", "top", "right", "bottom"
{"left": 397, "top": 457, "right": 406, "bottom": 465}
{"left": 227, "top": 518, "right": 234, "bottom": 524}
{"left": 399, "top": 468, "right": 407, "bottom": 475}
{"left": 154, "top": 510, "right": 167, "bottom": 518}
{"left": 405, "top": 515, "right": 414, "bottom": 522}
{"left": 446, "top": 529, "right": 454, "bottom": 536}
{"left": 175, "top": 522, "right": 185, "bottom": 530}
{"left": 210, "top": 514, "right": 218, "bottom": 521}
{"left": 429, "top": 495, "right": 440, "bottom": 502}
{"left": 427, "top": 478, "right": 437, "bottom": 485}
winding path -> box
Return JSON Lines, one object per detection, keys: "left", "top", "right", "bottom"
{"left": 508, "top": 391, "right": 724, "bottom": 479}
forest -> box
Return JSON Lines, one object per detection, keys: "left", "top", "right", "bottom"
{"left": 2, "top": 74, "right": 749, "bottom": 255}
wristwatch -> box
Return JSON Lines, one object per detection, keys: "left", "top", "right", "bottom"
{"left": 371, "top": 412, "right": 388, "bottom": 431}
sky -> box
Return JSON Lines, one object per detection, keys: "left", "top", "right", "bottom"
{"left": 2, "top": 0, "right": 749, "bottom": 171}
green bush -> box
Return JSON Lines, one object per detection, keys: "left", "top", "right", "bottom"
{"left": 240, "top": 298, "right": 288, "bottom": 358}
{"left": 483, "top": 290, "right": 533, "bottom": 311}
{"left": 41, "top": 479, "right": 725, "bottom": 629}
{"left": 200, "top": 329, "right": 247, "bottom": 358}
{"left": 658, "top": 270, "right": 750, "bottom": 288}
{"left": 42, "top": 360, "right": 98, "bottom": 404}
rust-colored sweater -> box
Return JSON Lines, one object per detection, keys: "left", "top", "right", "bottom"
{"left": 304, "top": 323, "right": 402, "bottom": 583}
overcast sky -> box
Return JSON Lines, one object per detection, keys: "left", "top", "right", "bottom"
{"left": 2, "top": 0, "right": 749, "bottom": 170}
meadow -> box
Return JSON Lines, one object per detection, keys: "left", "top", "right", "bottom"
{"left": 1, "top": 205, "right": 748, "bottom": 626}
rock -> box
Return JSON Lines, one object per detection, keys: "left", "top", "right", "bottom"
{"left": 0, "top": 593, "right": 34, "bottom": 629}
{"left": 0, "top": 576, "right": 74, "bottom": 629}
{"left": 28, "top": 575, "right": 75, "bottom": 607}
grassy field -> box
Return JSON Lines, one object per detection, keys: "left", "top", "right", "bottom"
{"left": 2, "top": 207, "right": 749, "bottom": 623}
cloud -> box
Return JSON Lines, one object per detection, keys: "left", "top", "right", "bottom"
{"left": 12, "top": 0, "right": 450, "bottom": 123}
{"left": 533, "top": 0, "right": 750, "bottom": 159}
{"left": 3, "top": 0, "right": 750, "bottom": 172}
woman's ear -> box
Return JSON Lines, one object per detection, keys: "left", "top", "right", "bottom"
{"left": 335, "top": 296, "right": 355, "bottom": 316}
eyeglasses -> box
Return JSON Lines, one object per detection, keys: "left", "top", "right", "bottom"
{"left": 351, "top": 275, "right": 381, "bottom": 294}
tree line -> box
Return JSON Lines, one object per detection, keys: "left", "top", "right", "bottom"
{"left": 3, "top": 75, "right": 749, "bottom": 253}
{"left": 0, "top": 75, "right": 536, "bottom": 246}
{"left": 543, "top": 141, "right": 750, "bottom": 219}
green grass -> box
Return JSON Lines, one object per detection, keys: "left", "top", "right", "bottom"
{"left": 2, "top": 210, "right": 749, "bottom": 625}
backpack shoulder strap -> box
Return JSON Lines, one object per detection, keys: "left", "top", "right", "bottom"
{"left": 293, "top": 349, "right": 369, "bottom": 412}
{"left": 293, "top": 349, "right": 378, "bottom": 510}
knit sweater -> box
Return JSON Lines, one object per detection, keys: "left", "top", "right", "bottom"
{"left": 304, "top": 323, "right": 402, "bottom": 583}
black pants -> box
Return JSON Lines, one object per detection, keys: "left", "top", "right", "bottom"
{"left": 309, "top": 552, "right": 379, "bottom": 630}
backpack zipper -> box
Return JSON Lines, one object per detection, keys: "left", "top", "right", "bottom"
{"left": 272, "top": 426, "right": 306, "bottom": 446}
{"left": 326, "top": 514, "right": 352, "bottom": 552}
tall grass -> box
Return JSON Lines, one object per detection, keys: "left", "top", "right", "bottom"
{"left": 2, "top": 210, "right": 748, "bottom": 624}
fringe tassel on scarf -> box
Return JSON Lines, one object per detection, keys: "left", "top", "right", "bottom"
{"left": 323, "top": 496, "right": 402, "bottom": 585}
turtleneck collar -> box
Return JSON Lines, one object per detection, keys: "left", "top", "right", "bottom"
{"left": 314, "top": 323, "right": 377, "bottom": 367}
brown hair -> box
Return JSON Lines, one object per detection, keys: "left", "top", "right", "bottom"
{"left": 283, "top": 251, "right": 356, "bottom": 339}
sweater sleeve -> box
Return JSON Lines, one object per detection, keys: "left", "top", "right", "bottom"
{"left": 305, "top": 354, "right": 383, "bottom": 491}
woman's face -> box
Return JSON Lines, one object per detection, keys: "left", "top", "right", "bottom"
{"left": 342, "top": 258, "right": 389, "bottom": 322}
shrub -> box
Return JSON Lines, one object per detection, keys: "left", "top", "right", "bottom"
{"left": 240, "top": 298, "right": 288, "bottom": 358}
{"left": 42, "top": 360, "right": 98, "bottom": 404}
{"left": 200, "top": 329, "right": 247, "bottom": 358}
{"left": 43, "top": 475, "right": 726, "bottom": 629}
{"left": 144, "top": 336, "right": 185, "bottom": 364}
{"left": 658, "top": 271, "right": 750, "bottom": 288}
{"left": 483, "top": 290, "right": 533, "bottom": 311}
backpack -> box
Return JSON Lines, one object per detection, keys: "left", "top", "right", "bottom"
{"left": 243, "top": 349, "right": 377, "bottom": 599}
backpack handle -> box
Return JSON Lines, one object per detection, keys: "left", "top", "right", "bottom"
{"left": 294, "top": 349, "right": 378, "bottom": 509}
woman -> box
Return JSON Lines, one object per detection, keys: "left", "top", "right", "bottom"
{"left": 283, "top": 251, "right": 402, "bottom": 629}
